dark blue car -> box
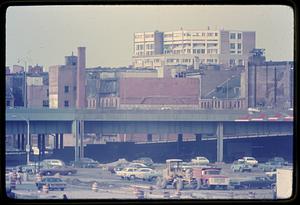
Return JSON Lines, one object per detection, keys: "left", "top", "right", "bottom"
{"left": 36, "top": 177, "right": 66, "bottom": 191}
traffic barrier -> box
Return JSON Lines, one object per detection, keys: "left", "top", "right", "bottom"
{"left": 163, "top": 191, "right": 170, "bottom": 199}
{"left": 42, "top": 184, "right": 49, "bottom": 193}
{"left": 92, "top": 182, "right": 98, "bottom": 192}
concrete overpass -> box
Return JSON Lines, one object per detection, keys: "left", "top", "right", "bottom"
{"left": 5, "top": 108, "right": 293, "bottom": 162}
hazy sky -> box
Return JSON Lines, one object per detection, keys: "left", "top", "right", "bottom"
{"left": 6, "top": 5, "right": 294, "bottom": 70}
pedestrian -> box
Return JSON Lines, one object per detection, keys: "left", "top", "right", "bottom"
{"left": 62, "top": 194, "right": 68, "bottom": 200}
{"left": 16, "top": 172, "right": 22, "bottom": 185}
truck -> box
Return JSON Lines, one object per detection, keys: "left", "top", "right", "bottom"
{"left": 156, "top": 159, "right": 229, "bottom": 190}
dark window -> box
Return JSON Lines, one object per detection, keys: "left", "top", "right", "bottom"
{"left": 64, "top": 100, "right": 69, "bottom": 107}
{"left": 230, "top": 33, "right": 236, "bottom": 39}
{"left": 46, "top": 89, "right": 49, "bottom": 97}
{"left": 43, "top": 100, "right": 49, "bottom": 107}
{"left": 64, "top": 86, "right": 69, "bottom": 93}
{"left": 230, "top": 43, "right": 235, "bottom": 49}
{"left": 237, "top": 43, "right": 241, "bottom": 49}
{"left": 237, "top": 33, "right": 242, "bottom": 39}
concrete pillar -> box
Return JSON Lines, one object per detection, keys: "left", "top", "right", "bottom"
{"left": 59, "top": 134, "right": 64, "bottom": 149}
{"left": 147, "top": 134, "right": 152, "bottom": 142}
{"left": 17, "top": 134, "right": 21, "bottom": 150}
{"left": 216, "top": 123, "right": 224, "bottom": 162}
{"left": 72, "top": 120, "right": 80, "bottom": 163}
{"left": 21, "top": 134, "right": 25, "bottom": 150}
{"left": 195, "top": 134, "right": 202, "bottom": 143}
{"left": 79, "top": 120, "right": 84, "bottom": 159}
{"left": 37, "top": 134, "right": 41, "bottom": 153}
{"left": 177, "top": 133, "right": 183, "bottom": 142}
{"left": 55, "top": 134, "right": 59, "bottom": 149}
{"left": 41, "top": 134, "right": 46, "bottom": 156}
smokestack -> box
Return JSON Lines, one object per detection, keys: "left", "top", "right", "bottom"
{"left": 76, "top": 47, "right": 86, "bottom": 108}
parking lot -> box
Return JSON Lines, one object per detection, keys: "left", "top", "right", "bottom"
{"left": 6, "top": 162, "right": 278, "bottom": 200}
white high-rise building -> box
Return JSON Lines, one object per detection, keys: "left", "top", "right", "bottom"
{"left": 132, "top": 28, "right": 255, "bottom": 69}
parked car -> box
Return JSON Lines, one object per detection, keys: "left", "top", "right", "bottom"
{"left": 231, "top": 159, "right": 252, "bottom": 172}
{"left": 269, "top": 157, "right": 289, "bottom": 165}
{"left": 258, "top": 161, "right": 284, "bottom": 172}
{"left": 191, "top": 156, "right": 210, "bottom": 165}
{"left": 232, "top": 176, "right": 275, "bottom": 189}
{"left": 40, "top": 159, "right": 65, "bottom": 168}
{"left": 15, "top": 165, "right": 37, "bottom": 175}
{"left": 127, "top": 163, "right": 148, "bottom": 168}
{"left": 39, "top": 166, "right": 77, "bottom": 176}
{"left": 36, "top": 177, "right": 66, "bottom": 191}
{"left": 70, "top": 158, "right": 99, "bottom": 168}
{"left": 132, "top": 157, "right": 154, "bottom": 167}
{"left": 242, "top": 157, "right": 258, "bottom": 167}
{"left": 116, "top": 167, "right": 139, "bottom": 180}
{"left": 132, "top": 167, "right": 160, "bottom": 181}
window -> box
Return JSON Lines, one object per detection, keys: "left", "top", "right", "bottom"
{"left": 46, "top": 89, "right": 49, "bottom": 97}
{"left": 230, "top": 43, "right": 235, "bottom": 49}
{"left": 64, "top": 100, "right": 69, "bottom": 107}
{"left": 230, "top": 33, "right": 236, "bottom": 39}
{"left": 215, "top": 32, "right": 218, "bottom": 36}
{"left": 43, "top": 100, "right": 49, "bottom": 107}
{"left": 237, "top": 43, "right": 242, "bottom": 49}
{"left": 64, "top": 86, "right": 69, "bottom": 93}
{"left": 237, "top": 33, "right": 242, "bottom": 39}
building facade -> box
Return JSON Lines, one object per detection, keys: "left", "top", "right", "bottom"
{"left": 132, "top": 29, "right": 255, "bottom": 70}
{"left": 49, "top": 65, "right": 77, "bottom": 108}
{"left": 246, "top": 61, "right": 294, "bottom": 109}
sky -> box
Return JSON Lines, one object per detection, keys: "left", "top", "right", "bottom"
{"left": 6, "top": 5, "right": 294, "bottom": 70}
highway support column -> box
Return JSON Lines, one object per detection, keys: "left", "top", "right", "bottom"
{"left": 79, "top": 120, "right": 84, "bottom": 159}
{"left": 216, "top": 122, "right": 224, "bottom": 162}
{"left": 72, "top": 120, "right": 80, "bottom": 163}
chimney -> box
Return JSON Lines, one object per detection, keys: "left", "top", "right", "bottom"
{"left": 76, "top": 47, "right": 86, "bottom": 108}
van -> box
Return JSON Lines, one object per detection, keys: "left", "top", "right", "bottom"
{"left": 41, "top": 159, "right": 65, "bottom": 168}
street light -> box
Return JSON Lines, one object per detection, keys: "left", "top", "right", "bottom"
{"left": 11, "top": 114, "right": 30, "bottom": 165}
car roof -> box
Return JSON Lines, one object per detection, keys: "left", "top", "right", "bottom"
{"left": 166, "top": 159, "right": 183, "bottom": 162}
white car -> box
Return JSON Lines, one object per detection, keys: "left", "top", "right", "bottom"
{"left": 191, "top": 156, "right": 210, "bottom": 165}
{"left": 133, "top": 168, "right": 160, "bottom": 181}
{"left": 242, "top": 157, "right": 258, "bottom": 167}
{"left": 40, "top": 159, "right": 65, "bottom": 168}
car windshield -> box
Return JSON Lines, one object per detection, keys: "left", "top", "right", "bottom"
{"left": 44, "top": 178, "right": 62, "bottom": 182}
{"left": 206, "top": 170, "right": 220, "bottom": 175}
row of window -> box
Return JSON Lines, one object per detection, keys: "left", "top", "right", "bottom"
{"left": 230, "top": 33, "right": 242, "bottom": 40}
{"left": 230, "top": 59, "right": 244, "bottom": 66}
{"left": 230, "top": 43, "right": 242, "bottom": 49}
{"left": 200, "top": 100, "right": 243, "bottom": 109}
{"left": 164, "top": 32, "right": 219, "bottom": 38}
